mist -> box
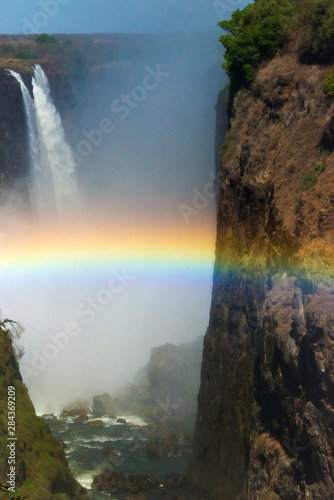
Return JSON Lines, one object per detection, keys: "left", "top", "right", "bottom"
{"left": 0, "top": 3, "right": 234, "bottom": 414}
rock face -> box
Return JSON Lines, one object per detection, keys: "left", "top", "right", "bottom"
{"left": 92, "top": 469, "right": 161, "bottom": 497}
{"left": 61, "top": 399, "right": 91, "bottom": 414}
{"left": 187, "top": 55, "right": 334, "bottom": 499}
{"left": 0, "top": 324, "right": 88, "bottom": 500}
{"left": 146, "top": 423, "right": 190, "bottom": 458}
{"left": 0, "top": 69, "right": 28, "bottom": 186}
{"left": 92, "top": 392, "right": 120, "bottom": 417}
{"left": 92, "top": 469, "right": 128, "bottom": 491}
{"left": 146, "top": 338, "right": 203, "bottom": 419}
{"left": 116, "top": 337, "right": 203, "bottom": 421}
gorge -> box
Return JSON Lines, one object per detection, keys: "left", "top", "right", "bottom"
{"left": 0, "top": 31, "right": 220, "bottom": 500}
{"left": 1, "top": 1, "right": 334, "bottom": 498}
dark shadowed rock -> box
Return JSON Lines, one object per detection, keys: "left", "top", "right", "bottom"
{"left": 187, "top": 53, "right": 334, "bottom": 500}
{"left": 101, "top": 445, "right": 115, "bottom": 455}
{"left": 116, "top": 417, "right": 127, "bottom": 424}
{"left": 92, "top": 469, "right": 129, "bottom": 491}
{"left": 125, "top": 494, "right": 148, "bottom": 500}
{"left": 128, "top": 473, "right": 160, "bottom": 491}
{"left": 75, "top": 413, "right": 89, "bottom": 423}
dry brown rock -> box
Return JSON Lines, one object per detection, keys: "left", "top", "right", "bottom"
{"left": 187, "top": 54, "right": 334, "bottom": 500}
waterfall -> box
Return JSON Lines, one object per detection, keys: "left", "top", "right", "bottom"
{"left": 7, "top": 65, "right": 79, "bottom": 216}
{"left": 7, "top": 70, "right": 44, "bottom": 213}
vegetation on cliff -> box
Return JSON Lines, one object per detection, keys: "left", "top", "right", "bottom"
{"left": 220, "top": 0, "right": 334, "bottom": 89}
{"left": 0, "top": 321, "right": 87, "bottom": 500}
{"left": 0, "top": 33, "right": 143, "bottom": 83}
{"left": 35, "top": 34, "right": 58, "bottom": 46}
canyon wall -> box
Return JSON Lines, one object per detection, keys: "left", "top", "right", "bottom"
{"left": 187, "top": 54, "right": 334, "bottom": 499}
{"left": 0, "top": 70, "right": 27, "bottom": 185}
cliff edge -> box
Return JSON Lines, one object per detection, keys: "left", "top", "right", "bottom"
{"left": 0, "top": 322, "right": 88, "bottom": 500}
{"left": 187, "top": 50, "right": 334, "bottom": 500}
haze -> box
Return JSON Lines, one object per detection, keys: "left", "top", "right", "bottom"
{"left": 0, "top": 0, "right": 242, "bottom": 34}
{"left": 0, "top": 0, "right": 249, "bottom": 414}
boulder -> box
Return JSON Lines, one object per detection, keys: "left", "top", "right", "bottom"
{"left": 92, "top": 393, "right": 120, "bottom": 417}
{"left": 75, "top": 413, "right": 88, "bottom": 423}
{"left": 128, "top": 473, "right": 160, "bottom": 491}
{"left": 92, "top": 469, "right": 128, "bottom": 491}
{"left": 60, "top": 408, "right": 87, "bottom": 418}
{"left": 87, "top": 419, "right": 104, "bottom": 427}
{"left": 116, "top": 417, "right": 127, "bottom": 424}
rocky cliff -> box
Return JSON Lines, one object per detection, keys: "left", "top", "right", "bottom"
{"left": 0, "top": 323, "right": 88, "bottom": 500}
{"left": 0, "top": 67, "right": 27, "bottom": 187}
{"left": 114, "top": 337, "right": 203, "bottom": 423}
{"left": 187, "top": 54, "right": 334, "bottom": 499}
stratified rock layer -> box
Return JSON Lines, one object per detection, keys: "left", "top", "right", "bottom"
{"left": 187, "top": 55, "right": 334, "bottom": 499}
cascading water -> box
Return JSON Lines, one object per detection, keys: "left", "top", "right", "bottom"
{"left": 7, "top": 65, "right": 79, "bottom": 216}
{"left": 7, "top": 70, "right": 44, "bottom": 214}
{"left": 32, "top": 65, "right": 79, "bottom": 213}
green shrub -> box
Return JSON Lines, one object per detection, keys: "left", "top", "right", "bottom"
{"left": 221, "top": 135, "right": 233, "bottom": 155}
{"left": 219, "top": 0, "right": 334, "bottom": 89}
{"left": 301, "top": 174, "right": 318, "bottom": 190}
{"left": 323, "top": 68, "right": 334, "bottom": 99}
{"left": 219, "top": 0, "right": 297, "bottom": 88}
{"left": 315, "top": 161, "right": 326, "bottom": 172}
{"left": 301, "top": 0, "right": 334, "bottom": 62}
{"left": 15, "top": 44, "right": 37, "bottom": 60}
{"left": 35, "top": 33, "right": 57, "bottom": 45}
{"left": 1, "top": 43, "right": 13, "bottom": 55}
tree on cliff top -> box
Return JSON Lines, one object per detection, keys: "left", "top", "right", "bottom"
{"left": 35, "top": 33, "right": 57, "bottom": 45}
{"left": 0, "top": 312, "right": 24, "bottom": 360}
{"left": 220, "top": 0, "right": 334, "bottom": 89}
{"left": 219, "top": 0, "right": 297, "bottom": 88}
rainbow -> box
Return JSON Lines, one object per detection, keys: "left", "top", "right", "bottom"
{"left": 0, "top": 215, "right": 217, "bottom": 285}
